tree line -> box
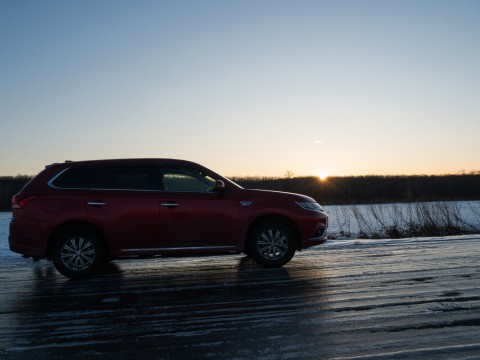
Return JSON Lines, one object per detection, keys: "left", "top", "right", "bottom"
{"left": 0, "top": 176, "right": 32, "bottom": 211}
{"left": 231, "top": 174, "right": 480, "bottom": 205}
{"left": 1, "top": 174, "right": 480, "bottom": 211}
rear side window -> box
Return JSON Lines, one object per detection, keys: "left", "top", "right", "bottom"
{"left": 92, "top": 166, "right": 161, "bottom": 191}
{"left": 49, "top": 167, "right": 93, "bottom": 189}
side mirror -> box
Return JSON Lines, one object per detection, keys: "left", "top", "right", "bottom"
{"left": 215, "top": 180, "right": 226, "bottom": 196}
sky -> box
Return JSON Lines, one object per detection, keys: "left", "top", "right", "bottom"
{"left": 1, "top": 0, "right": 479, "bottom": 177}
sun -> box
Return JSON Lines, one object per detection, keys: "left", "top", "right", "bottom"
{"left": 317, "top": 171, "right": 329, "bottom": 181}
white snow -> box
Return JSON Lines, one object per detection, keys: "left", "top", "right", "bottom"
{"left": 324, "top": 200, "right": 480, "bottom": 238}
{"left": 0, "top": 212, "right": 13, "bottom": 260}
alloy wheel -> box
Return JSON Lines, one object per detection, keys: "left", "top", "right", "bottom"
{"left": 256, "top": 228, "right": 289, "bottom": 261}
{"left": 60, "top": 237, "right": 96, "bottom": 271}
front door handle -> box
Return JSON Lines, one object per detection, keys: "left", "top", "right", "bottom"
{"left": 87, "top": 201, "right": 107, "bottom": 207}
{"left": 161, "top": 202, "right": 180, "bottom": 209}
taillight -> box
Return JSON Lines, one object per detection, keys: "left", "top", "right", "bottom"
{"left": 12, "top": 195, "right": 38, "bottom": 209}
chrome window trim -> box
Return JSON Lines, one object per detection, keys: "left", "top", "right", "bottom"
{"left": 88, "top": 187, "right": 160, "bottom": 192}
{"left": 48, "top": 167, "right": 219, "bottom": 193}
{"left": 88, "top": 188, "right": 215, "bottom": 193}
{"left": 47, "top": 168, "right": 84, "bottom": 190}
{"left": 159, "top": 189, "right": 215, "bottom": 194}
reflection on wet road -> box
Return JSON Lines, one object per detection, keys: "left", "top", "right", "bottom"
{"left": 1, "top": 236, "right": 479, "bottom": 359}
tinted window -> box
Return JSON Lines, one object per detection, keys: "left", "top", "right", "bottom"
{"left": 161, "top": 166, "right": 216, "bottom": 192}
{"left": 92, "top": 166, "right": 161, "bottom": 191}
{"left": 50, "top": 167, "right": 93, "bottom": 189}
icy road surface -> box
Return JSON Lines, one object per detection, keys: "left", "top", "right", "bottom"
{"left": 0, "top": 213, "right": 479, "bottom": 359}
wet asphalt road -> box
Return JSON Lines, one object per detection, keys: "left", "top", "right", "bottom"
{"left": 0, "top": 235, "right": 479, "bottom": 360}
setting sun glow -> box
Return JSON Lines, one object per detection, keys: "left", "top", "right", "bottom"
{"left": 317, "top": 172, "right": 329, "bottom": 181}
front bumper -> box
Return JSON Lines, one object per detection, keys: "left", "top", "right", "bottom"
{"left": 303, "top": 226, "right": 328, "bottom": 248}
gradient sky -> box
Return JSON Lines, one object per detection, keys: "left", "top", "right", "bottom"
{"left": 1, "top": 0, "right": 479, "bottom": 177}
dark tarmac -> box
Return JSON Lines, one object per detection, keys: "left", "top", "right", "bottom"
{"left": 1, "top": 235, "right": 479, "bottom": 359}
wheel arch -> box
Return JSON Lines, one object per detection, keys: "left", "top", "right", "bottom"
{"left": 46, "top": 220, "right": 110, "bottom": 259}
{"left": 245, "top": 214, "right": 302, "bottom": 252}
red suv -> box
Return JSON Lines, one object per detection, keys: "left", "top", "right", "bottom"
{"left": 9, "top": 159, "right": 328, "bottom": 279}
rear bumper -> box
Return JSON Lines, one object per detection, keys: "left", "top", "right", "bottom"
{"left": 9, "top": 217, "right": 49, "bottom": 258}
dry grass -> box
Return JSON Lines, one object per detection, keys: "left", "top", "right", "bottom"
{"left": 328, "top": 202, "right": 480, "bottom": 239}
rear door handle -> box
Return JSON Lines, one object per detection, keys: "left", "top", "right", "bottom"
{"left": 161, "top": 202, "right": 180, "bottom": 209}
{"left": 87, "top": 201, "right": 107, "bottom": 207}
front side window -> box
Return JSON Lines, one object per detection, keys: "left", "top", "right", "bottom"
{"left": 161, "top": 166, "right": 216, "bottom": 192}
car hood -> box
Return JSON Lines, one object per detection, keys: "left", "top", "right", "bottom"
{"left": 240, "top": 188, "right": 316, "bottom": 202}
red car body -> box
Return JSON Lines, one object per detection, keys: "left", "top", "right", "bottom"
{"left": 9, "top": 159, "right": 327, "bottom": 278}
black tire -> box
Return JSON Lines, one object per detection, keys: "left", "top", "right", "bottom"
{"left": 52, "top": 228, "right": 106, "bottom": 279}
{"left": 247, "top": 221, "right": 296, "bottom": 267}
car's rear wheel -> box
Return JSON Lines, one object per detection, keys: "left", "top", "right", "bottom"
{"left": 247, "top": 221, "right": 296, "bottom": 267}
{"left": 52, "top": 228, "right": 105, "bottom": 279}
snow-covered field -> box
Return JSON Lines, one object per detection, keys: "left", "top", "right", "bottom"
{"left": 325, "top": 200, "right": 480, "bottom": 238}
{"left": 0, "top": 212, "right": 12, "bottom": 259}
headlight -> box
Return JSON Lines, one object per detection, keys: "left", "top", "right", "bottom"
{"left": 296, "top": 201, "right": 324, "bottom": 212}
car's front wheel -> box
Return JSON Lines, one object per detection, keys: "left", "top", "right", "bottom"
{"left": 247, "top": 221, "right": 296, "bottom": 267}
{"left": 52, "top": 228, "right": 106, "bottom": 279}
